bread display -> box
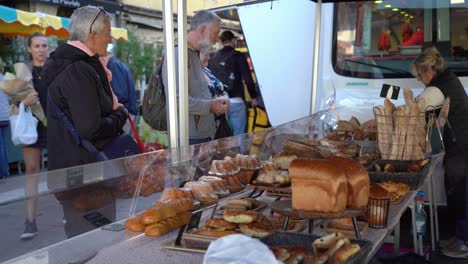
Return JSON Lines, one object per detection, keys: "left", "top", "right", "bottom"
{"left": 230, "top": 154, "right": 262, "bottom": 170}
{"left": 289, "top": 159, "right": 348, "bottom": 212}
{"left": 208, "top": 159, "right": 240, "bottom": 176}
{"left": 222, "top": 175, "right": 244, "bottom": 193}
{"left": 256, "top": 161, "right": 290, "bottom": 185}
{"left": 271, "top": 152, "right": 298, "bottom": 170}
{"left": 184, "top": 181, "right": 218, "bottom": 205}
{"left": 326, "top": 157, "right": 369, "bottom": 208}
{"left": 198, "top": 176, "right": 229, "bottom": 196}
{"left": 158, "top": 188, "right": 193, "bottom": 203}
{"left": 375, "top": 97, "right": 427, "bottom": 160}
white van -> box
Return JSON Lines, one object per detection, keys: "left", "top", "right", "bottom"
{"left": 214, "top": 0, "right": 468, "bottom": 124}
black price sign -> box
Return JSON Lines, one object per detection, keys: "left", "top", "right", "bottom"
{"left": 380, "top": 84, "right": 400, "bottom": 100}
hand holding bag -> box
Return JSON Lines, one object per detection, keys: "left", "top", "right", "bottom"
{"left": 10, "top": 102, "right": 38, "bottom": 146}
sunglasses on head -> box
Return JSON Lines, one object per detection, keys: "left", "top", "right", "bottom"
{"left": 89, "top": 7, "right": 107, "bottom": 34}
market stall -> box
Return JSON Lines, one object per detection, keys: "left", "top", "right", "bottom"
{"left": 1, "top": 108, "right": 435, "bottom": 263}
{"left": 0, "top": 5, "right": 128, "bottom": 40}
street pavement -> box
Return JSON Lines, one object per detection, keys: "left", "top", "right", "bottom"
{"left": 0, "top": 174, "right": 157, "bottom": 263}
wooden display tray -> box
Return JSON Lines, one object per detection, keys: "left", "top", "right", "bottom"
{"left": 271, "top": 200, "right": 366, "bottom": 219}
{"left": 250, "top": 180, "right": 291, "bottom": 188}
{"left": 161, "top": 221, "right": 306, "bottom": 253}
{"left": 246, "top": 183, "right": 292, "bottom": 197}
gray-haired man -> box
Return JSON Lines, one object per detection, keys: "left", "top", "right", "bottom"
{"left": 162, "top": 10, "right": 230, "bottom": 145}
{"left": 44, "top": 6, "right": 127, "bottom": 238}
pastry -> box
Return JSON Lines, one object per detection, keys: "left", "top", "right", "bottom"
{"left": 223, "top": 210, "right": 258, "bottom": 224}
{"left": 204, "top": 218, "right": 238, "bottom": 230}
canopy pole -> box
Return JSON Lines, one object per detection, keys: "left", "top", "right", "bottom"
{"left": 310, "top": 0, "right": 322, "bottom": 115}
{"left": 177, "top": 0, "right": 189, "bottom": 148}
{"left": 163, "top": 0, "right": 179, "bottom": 149}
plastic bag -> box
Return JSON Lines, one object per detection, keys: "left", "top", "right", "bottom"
{"left": 203, "top": 234, "right": 281, "bottom": 264}
{"left": 10, "top": 102, "right": 38, "bottom": 146}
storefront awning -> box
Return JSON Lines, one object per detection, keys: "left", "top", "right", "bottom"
{"left": 0, "top": 5, "right": 128, "bottom": 40}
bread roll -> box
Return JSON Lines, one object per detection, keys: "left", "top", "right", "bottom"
{"left": 223, "top": 210, "right": 258, "bottom": 224}
{"left": 204, "top": 218, "right": 237, "bottom": 230}
{"left": 192, "top": 228, "right": 238, "bottom": 238}
{"left": 239, "top": 214, "right": 274, "bottom": 238}
{"left": 327, "top": 157, "right": 370, "bottom": 208}
{"left": 226, "top": 199, "right": 252, "bottom": 208}
{"left": 313, "top": 232, "right": 345, "bottom": 253}
{"left": 184, "top": 181, "right": 218, "bottom": 205}
{"left": 329, "top": 243, "right": 360, "bottom": 264}
{"left": 289, "top": 159, "right": 347, "bottom": 212}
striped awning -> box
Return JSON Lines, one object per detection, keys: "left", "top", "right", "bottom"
{"left": 0, "top": 5, "right": 127, "bottom": 40}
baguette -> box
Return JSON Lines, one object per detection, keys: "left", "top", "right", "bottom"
{"left": 328, "top": 243, "right": 361, "bottom": 264}
{"left": 124, "top": 216, "right": 146, "bottom": 232}
{"left": 142, "top": 197, "right": 194, "bottom": 225}
{"left": 403, "top": 88, "right": 416, "bottom": 107}
{"left": 144, "top": 212, "right": 191, "bottom": 237}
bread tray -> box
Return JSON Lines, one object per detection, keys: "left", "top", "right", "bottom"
{"left": 246, "top": 183, "right": 292, "bottom": 195}
{"left": 368, "top": 160, "right": 430, "bottom": 190}
{"left": 250, "top": 180, "right": 291, "bottom": 188}
{"left": 325, "top": 220, "right": 368, "bottom": 237}
{"left": 162, "top": 220, "right": 305, "bottom": 252}
{"left": 261, "top": 231, "right": 372, "bottom": 264}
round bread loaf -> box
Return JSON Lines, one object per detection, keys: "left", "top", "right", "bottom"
{"left": 223, "top": 210, "right": 258, "bottom": 224}
{"left": 327, "top": 157, "right": 370, "bottom": 208}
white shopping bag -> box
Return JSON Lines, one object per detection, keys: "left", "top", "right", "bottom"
{"left": 10, "top": 102, "right": 38, "bottom": 146}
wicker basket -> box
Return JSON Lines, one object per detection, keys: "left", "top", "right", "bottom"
{"left": 367, "top": 160, "right": 430, "bottom": 190}
{"left": 373, "top": 106, "right": 434, "bottom": 160}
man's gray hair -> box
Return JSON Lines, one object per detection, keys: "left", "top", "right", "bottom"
{"left": 190, "top": 10, "right": 220, "bottom": 32}
{"left": 69, "top": 6, "right": 111, "bottom": 43}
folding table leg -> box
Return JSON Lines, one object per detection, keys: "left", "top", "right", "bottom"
{"left": 411, "top": 200, "right": 419, "bottom": 254}
{"left": 428, "top": 173, "right": 436, "bottom": 251}
{"left": 394, "top": 221, "right": 400, "bottom": 254}
{"left": 352, "top": 217, "right": 361, "bottom": 239}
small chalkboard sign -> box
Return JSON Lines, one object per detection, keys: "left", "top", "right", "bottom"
{"left": 380, "top": 84, "right": 400, "bottom": 100}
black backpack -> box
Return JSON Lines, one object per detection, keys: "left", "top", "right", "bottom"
{"left": 141, "top": 58, "right": 167, "bottom": 131}
{"left": 208, "top": 49, "right": 236, "bottom": 92}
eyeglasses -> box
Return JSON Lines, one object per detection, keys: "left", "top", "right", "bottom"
{"left": 89, "top": 8, "right": 106, "bottom": 34}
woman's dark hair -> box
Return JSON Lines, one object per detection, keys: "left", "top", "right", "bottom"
{"left": 27, "top": 32, "right": 46, "bottom": 47}
{"left": 220, "top": 30, "right": 235, "bottom": 43}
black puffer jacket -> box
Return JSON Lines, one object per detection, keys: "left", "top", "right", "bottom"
{"left": 428, "top": 69, "right": 468, "bottom": 156}
{"left": 43, "top": 44, "right": 127, "bottom": 170}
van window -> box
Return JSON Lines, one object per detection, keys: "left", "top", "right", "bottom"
{"left": 332, "top": 1, "right": 468, "bottom": 79}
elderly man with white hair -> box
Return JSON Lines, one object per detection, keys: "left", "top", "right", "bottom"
{"left": 162, "top": 10, "right": 230, "bottom": 145}
{"left": 43, "top": 6, "right": 127, "bottom": 238}
{"left": 44, "top": 6, "right": 127, "bottom": 170}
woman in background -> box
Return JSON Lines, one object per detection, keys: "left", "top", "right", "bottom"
{"left": 411, "top": 47, "right": 468, "bottom": 258}
{"left": 20, "top": 32, "right": 49, "bottom": 240}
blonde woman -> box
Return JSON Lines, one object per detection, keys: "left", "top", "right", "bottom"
{"left": 412, "top": 47, "right": 468, "bottom": 257}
